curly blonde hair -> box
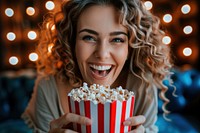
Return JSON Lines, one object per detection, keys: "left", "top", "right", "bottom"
{"left": 36, "top": 0, "right": 173, "bottom": 118}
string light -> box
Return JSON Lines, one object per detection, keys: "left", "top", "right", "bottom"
{"left": 29, "top": 52, "right": 38, "bottom": 62}
{"left": 6, "top": 32, "right": 16, "bottom": 41}
{"left": 9, "top": 56, "right": 19, "bottom": 65}
{"left": 5, "top": 8, "right": 14, "bottom": 17}
{"left": 163, "top": 14, "right": 172, "bottom": 23}
{"left": 181, "top": 4, "right": 191, "bottom": 14}
{"left": 183, "top": 25, "right": 193, "bottom": 35}
{"left": 183, "top": 47, "right": 192, "bottom": 57}
{"left": 162, "top": 36, "right": 171, "bottom": 45}
{"left": 27, "top": 31, "right": 37, "bottom": 40}
{"left": 26, "top": 7, "right": 35, "bottom": 16}
{"left": 45, "top": 1, "right": 55, "bottom": 10}
{"left": 144, "top": 1, "right": 153, "bottom": 11}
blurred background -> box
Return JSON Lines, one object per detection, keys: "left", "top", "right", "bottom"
{"left": 0, "top": 0, "right": 62, "bottom": 72}
{"left": 0, "top": 0, "right": 199, "bottom": 72}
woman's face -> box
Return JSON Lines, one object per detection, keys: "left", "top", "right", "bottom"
{"left": 75, "top": 5, "right": 128, "bottom": 86}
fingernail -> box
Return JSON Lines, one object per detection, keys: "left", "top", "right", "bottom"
{"left": 123, "top": 120, "right": 131, "bottom": 126}
{"left": 86, "top": 119, "right": 92, "bottom": 125}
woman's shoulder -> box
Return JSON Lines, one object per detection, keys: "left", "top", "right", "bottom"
{"left": 34, "top": 75, "right": 58, "bottom": 96}
{"left": 126, "top": 73, "right": 142, "bottom": 90}
{"left": 126, "top": 72, "right": 157, "bottom": 93}
{"left": 36, "top": 75, "right": 56, "bottom": 87}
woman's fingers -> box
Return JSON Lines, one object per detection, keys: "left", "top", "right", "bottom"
{"left": 49, "top": 128, "right": 78, "bottom": 133}
{"left": 123, "top": 115, "right": 146, "bottom": 133}
{"left": 123, "top": 115, "right": 146, "bottom": 126}
{"left": 129, "top": 125, "right": 145, "bottom": 133}
{"left": 50, "top": 113, "right": 91, "bottom": 129}
{"left": 64, "top": 113, "right": 91, "bottom": 125}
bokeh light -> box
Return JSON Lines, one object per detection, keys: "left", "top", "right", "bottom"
{"left": 9, "top": 56, "right": 19, "bottom": 65}
{"left": 163, "top": 14, "right": 172, "bottom": 23}
{"left": 183, "top": 25, "right": 193, "bottom": 35}
{"left": 5, "top": 8, "right": 14, "bottom": 17}
{"left": 29, "top": 52, "right": 38, "bottom": 62}
{"left": 6, "top": 32, "right": 16, "bottom": 41}
{"left": 144, "top": 1, "right": 153, "bottom": 10}
{"left": 27, "top": 31, "right": 37, "bottom": 40}
{"left": 181, "top": 4, "right": 191, "bottom": 14}
{"left": 162, "top": 36, "right": 171, "bottom": 45}
{"left": 26, "top": 7, "right": 35, "bottom": 16}
{"left": 45, "top": 1, "right": 55, "bottom": 10}
{"left": 183, "top": 47, "right": 192, "bottom": 56}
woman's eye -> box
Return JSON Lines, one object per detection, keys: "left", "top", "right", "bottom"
{"left": 112, "top": 38, "right": 125, "bottom": 43}
{"left": 82, "top": 35, "right": 96, "bottom": 42}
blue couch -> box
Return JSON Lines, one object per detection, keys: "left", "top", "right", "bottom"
{"left": 0, "top": 70, "right": 35, "bottom": 133}
{"left": 0, "top": 68, "right": 200, "bottom": 133}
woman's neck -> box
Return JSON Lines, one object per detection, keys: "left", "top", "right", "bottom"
{"left": 112, "top": 70, "right": 128, "bottom": 89}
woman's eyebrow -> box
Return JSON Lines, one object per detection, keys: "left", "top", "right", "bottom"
{"left": 110, "top": 31, "right": 128, "bottom": 37}
{"left": 78, "top": 29, "right": 128, "bottom": 37}
{"left": 78, "top": 29, "right": 98, "bottom": 35}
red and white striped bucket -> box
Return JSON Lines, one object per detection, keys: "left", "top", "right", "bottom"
{"left": 68, "top": 96, "right": 135, "bottom": 133}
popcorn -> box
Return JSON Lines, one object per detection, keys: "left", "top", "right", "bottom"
{"left": 68, "top": 82, "right": 135, "bottom": 133}
{"left": 68, "top": 82, "right": 134, "bottom": 104}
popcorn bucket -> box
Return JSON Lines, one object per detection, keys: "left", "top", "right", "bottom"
{"left": 68, "top": 96, "right": 135, "bottom": 133}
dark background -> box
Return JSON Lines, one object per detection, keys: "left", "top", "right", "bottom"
{"left": 0, "top": 0, "right": 199, "bottom": 72}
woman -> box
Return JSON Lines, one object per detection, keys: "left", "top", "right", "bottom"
{"left": 22, "top": 0, "right": 173, "bottom": 132}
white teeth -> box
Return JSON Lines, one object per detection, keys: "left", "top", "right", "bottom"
{"left": 90, "top": 64, "right": 111, "bottom": 71}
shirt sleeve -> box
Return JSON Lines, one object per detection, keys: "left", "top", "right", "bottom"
{"left": 22, "top": 76, "right": 60, "bottom": 133}
{"left": 127, "top": 73, "right": 159, "bottom": 133}
{"left": 143, "top": 85, "right": 159, "bottom": 133}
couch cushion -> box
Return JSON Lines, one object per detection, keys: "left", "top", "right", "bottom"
{"left": 0, "top": 75, "right": 35, "bottom": 121}
{"left": 0, "top": 119, "right": 32, "bottom": 133}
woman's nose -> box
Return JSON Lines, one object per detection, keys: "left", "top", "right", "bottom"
{"left": 94, "top": 40, "right": 110, "bottom": 60}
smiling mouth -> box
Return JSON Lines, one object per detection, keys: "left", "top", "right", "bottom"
{"left": 89, "top": 64, "right": 112, "bottom": 77}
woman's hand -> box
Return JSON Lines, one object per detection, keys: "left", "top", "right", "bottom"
{"left": 49, "top": 113, "right": 91, "bottom": 133}
{"left": 123, "top": 115, "right": 146, "bottom": 133}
